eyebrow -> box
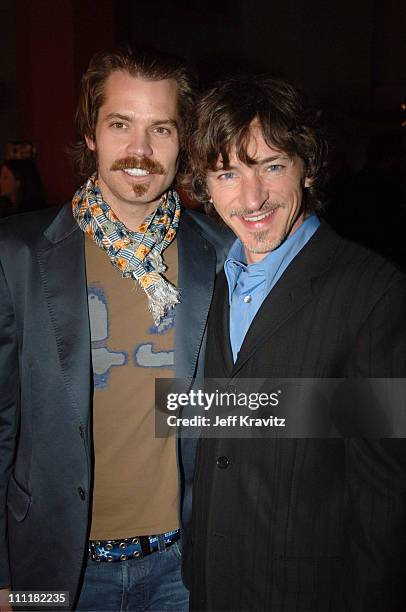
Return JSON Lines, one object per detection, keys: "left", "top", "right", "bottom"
{"left": 213, "top": 154, "right": 290, "bottom": 171}
{"left": 104, "top": 113, "right": 132, "bottom": 122}
{"left": 258, "top": 154, "right": 290, "bottom": 164}
{"left": 150, "top": 119, "right": 178, "bottom": 129}
{"left": 103, "top": 113, "right": 178, "bottom": 128}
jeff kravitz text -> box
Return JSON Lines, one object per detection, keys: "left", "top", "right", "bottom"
{"left": 167, "top": 414, "right": 286, "bottom": 428}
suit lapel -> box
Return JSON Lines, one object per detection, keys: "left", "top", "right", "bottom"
{"left": 210, "top": 271, "right": 234, "bottom": 375}
{"left": 174, "top": 212, "right": 217, "bottom": 385}
{"left": 37, "top": 204, "right": 91, "bottom": 425}
{"left": 232, "top": 276, "right": 313, "bottom": 376}
{"left": 232, "top": 222, "right": 341, "bottom": 376}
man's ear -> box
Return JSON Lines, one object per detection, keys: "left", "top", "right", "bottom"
{"left": 304, "top": 176, "right": 313, "bottom": 188}
{"left": 85, "top": 135, "right": 96, "bottom": 152}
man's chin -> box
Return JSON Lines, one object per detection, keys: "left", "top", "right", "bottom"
{"left": 123, "top": 187, "right": 169, "bottom": 208}
{"left": 243, "top": 234, "right": 284, "bottom": 257}
{"left": 132, "top": 183, "right": 150, "bottom": 198}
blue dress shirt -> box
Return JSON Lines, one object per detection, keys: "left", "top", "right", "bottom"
{"left": 224, "top": 215, "right": 320, "bottom": 362}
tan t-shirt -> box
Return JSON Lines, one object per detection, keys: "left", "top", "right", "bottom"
{"left": 86, "top": 235, "right": 179, "bottom": 540}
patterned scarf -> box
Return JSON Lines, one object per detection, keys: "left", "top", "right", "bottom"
{"left": 72, "top": 174, "right": 181, "bottom": 325}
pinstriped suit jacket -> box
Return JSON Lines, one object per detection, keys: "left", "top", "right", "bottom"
{"left": 189, "top": 222, "right": 406, "bottom": 612}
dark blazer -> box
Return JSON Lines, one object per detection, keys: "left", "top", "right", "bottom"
{"left": 0, "top": 202, "right": 231, "bottom": 606}
{"left": 190, "top": 222, "right": 406, "bottom": 612}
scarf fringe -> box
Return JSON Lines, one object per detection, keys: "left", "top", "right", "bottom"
{"left": 147, "top": 280, "right": 181, "bottom": 326}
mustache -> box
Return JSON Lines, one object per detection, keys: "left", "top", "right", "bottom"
{"left": 110, "top": 156, "right": 165, "bottom": 174}
{"left": 230, "top": 202, "right": 285, "bottom": 217}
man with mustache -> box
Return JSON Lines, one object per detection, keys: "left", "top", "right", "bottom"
{"left": 0, "top": 48, "right": 230, "bottom": 611}
{"left": 182, "top": 76, "right": 406, "bottom": 610}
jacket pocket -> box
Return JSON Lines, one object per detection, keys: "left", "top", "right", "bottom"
{"left": 7, "top": 474, "right": 31, "bottom": 522}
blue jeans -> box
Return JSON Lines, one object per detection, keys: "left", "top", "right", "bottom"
{"left": 75, "top": 541, "right": 188, "bottom": 611}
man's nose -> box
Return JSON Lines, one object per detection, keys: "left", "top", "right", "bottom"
{"left": 126, "top": 129, "right": 153, "bottom": 158}
{"left": 240, "top": 175, "right": 268, "bottom": 211}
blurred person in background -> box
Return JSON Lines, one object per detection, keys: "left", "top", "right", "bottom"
{"left": 0, "top": 158, "right": 46, "bottom": 218}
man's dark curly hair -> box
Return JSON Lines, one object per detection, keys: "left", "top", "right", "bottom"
{"left": 182, "top": 75, "right": 327, "bottom": 214}
{"left": 71, "top": 46, "right": 197, "bottom": 178}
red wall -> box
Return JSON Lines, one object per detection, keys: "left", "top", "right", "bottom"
{"left": 16, "top": 0, "right": 115, "bottom": 206}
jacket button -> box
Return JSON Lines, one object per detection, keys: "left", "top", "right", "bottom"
{"left": 216, "top": 456, "right": 230, "bottom": 469}
{"left": 78, "top": 487, "right": 86, "bottom": 500}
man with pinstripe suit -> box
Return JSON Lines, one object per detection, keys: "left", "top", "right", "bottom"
{"left": 182, "top": 75, "right": 406, "bottom": 611}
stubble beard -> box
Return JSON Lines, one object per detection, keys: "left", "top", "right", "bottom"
{"left": 232, "top": 201, "right": 286, "bottom": 255}
{"left": 243, "top": 230, "right": 284, "bottom": 255}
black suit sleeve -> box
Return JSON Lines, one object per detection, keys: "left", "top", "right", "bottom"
{"left": 351, "top": 277, "right": 406, "bottom": 377}
{"left": 0, "top": 255, "right": 19, "bottom": 588}
{"left": 346, "top": 278, "right": 406, "bottom": 611}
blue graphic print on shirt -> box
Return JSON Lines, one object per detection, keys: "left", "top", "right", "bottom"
{"left": 134, "top": 311, "right": 175, "bottom": 368}
{"left": 88, "top": 285, "right": 127, "bottom": 389}
{"left": 88, "top": 284, "right": 175, "bottom": 390}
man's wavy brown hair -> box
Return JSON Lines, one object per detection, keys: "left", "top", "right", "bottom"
{"left": 182, "top": 75, "right": 327, "bottom": 214}
{"left": 72, "top": 46, "right": 196, "bottom": 178}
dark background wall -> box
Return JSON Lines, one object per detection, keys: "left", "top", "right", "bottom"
{"left": 0, "top": 1, "right": 17, "bottom": 161}
{"left": 0, "top": 0, "right": 405, "bottom": 207}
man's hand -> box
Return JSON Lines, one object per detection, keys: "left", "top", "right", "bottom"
{"left": 0, "top": 588, "right": 12, "bottom": 612}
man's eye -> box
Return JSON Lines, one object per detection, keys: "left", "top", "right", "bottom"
{"left": 266, "top": 164, "right": 285, "bottom": 174}
{"left": 218, "top": 172, "right": 236, "bottom": 180}
{"left": 153, "top": 126, "right": 171, "bottom": 135}
{"left": 111, "top": 122, "right": 126, "bottom": 129}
